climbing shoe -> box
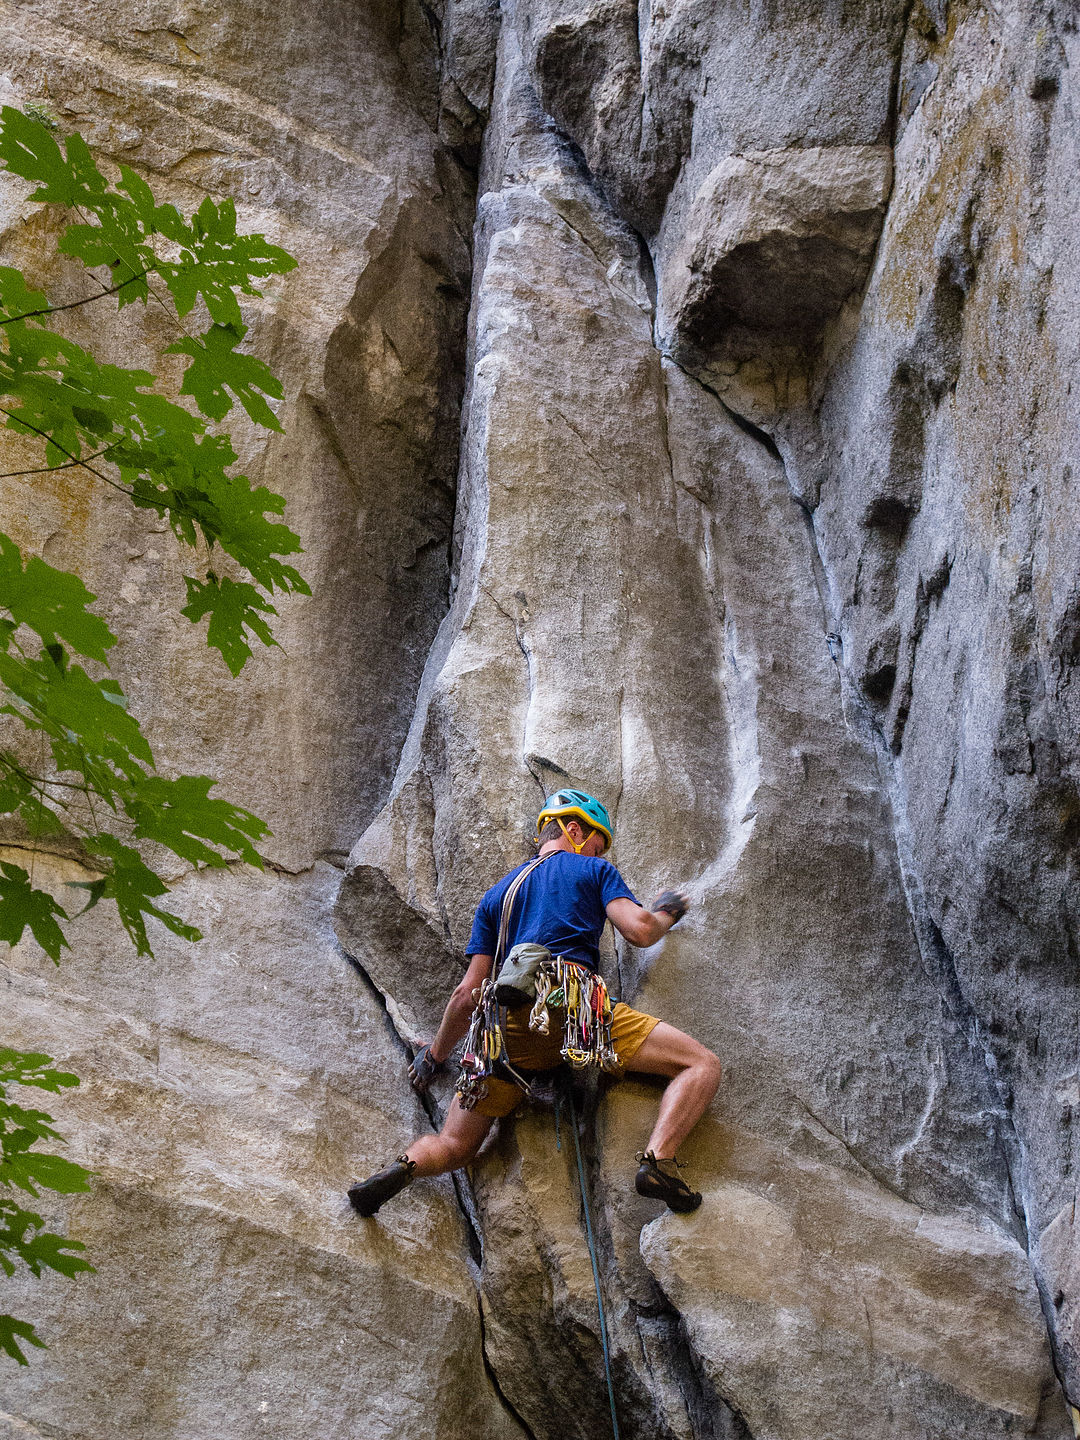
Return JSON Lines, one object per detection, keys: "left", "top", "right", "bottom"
{"left": 348, "top": 1155, "right": 416, "bottom": 1217}
{"left": 635, "top": 1151, "right": 702, "bottom": 1213}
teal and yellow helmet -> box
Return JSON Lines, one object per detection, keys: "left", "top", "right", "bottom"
{"left": 535, "top": 788, "right": 613, "bottom": 853}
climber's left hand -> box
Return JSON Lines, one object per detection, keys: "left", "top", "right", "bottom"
{"left": 409, "top": 1043, "right": 443, "bottom": 1093}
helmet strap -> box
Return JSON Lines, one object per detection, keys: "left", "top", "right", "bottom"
{"left": 557, "top": 816, "right": 590, "bottom": 853}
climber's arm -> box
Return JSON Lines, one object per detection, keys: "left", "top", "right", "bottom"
{"left": 606, "top": 891, "right": 690, "bottom": 948}
{"left": 428, "top": 953, "right": 493, "bottom": 1064}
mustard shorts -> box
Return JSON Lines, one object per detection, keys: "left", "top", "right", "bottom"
{"left": 469, "top": 1001, "right": 661, "bottom": 1118}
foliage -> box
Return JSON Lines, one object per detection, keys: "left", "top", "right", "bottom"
{"left": 0, "top": 106, "right": 307, "bottom": 671}
{"left": 0, "top": 109, "right": 304, "bottom": 1358}
{"left": 0, "top": 1049, "right": 93, "bottom": 1363}
{"left": 0, "top": 106, "right": 302, "bottom": 953}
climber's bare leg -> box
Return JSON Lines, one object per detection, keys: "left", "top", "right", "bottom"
{"left": 403, "top": 1097, "right": 494, "bottom": 1177}
{"left": 625, "top": 1022, "right": 722, "bottom": 1159}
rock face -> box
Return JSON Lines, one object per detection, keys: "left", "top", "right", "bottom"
{"left": 1, "top": 2, "right": 1078, "bottom": 1439}
{"left": 660, "top": 145, "right": 894, "bottom": 368}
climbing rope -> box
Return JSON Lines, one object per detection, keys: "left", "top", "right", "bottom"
{"left": 557, "top": 1081, "right": 620, "bottom": 1440}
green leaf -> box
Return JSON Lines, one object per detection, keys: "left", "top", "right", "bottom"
{"left": 157, "top": 196, "right": 297, "bottom": 326}
{"left": 0, "top": 533, "right": 116, "bottom": 662}
{"left": 0, "top": 265, "right": 48, "bottom": 321}
{"left": 0, "top": 1049, "right": 79, "bottom": 1094}
{"left": 0, "top": 1096, "right": 59, "bottom": 1129}
{"left": 0, "top": 863, "right": 67, "bottom": 961}
{"left": 0, "top": 107, "right": 73, "bottom": 201}
{"left": 19, "top": 1227, "right": 94, "bottom": 1280}
{"left": 0, "top": 1148, "right": 92, "bottom": 1198}
{"left": 124, "top": 772, "right": 268, "bottom": 868}
{"left": 82, "top": 834, "right": 201, "bottom": 956}
{"left": 0, "top": 1312, "right": 45, "bottom": 1364}
{"left": 166, "top": 322, "right": 283, "bottom": 429}
{"left": 181, "top": 573, "right": 278, "bottom": 675}
{"left": 0, "top": 1104, "right": 63, "bottom": 1147}
{"left": 0, "top": 645, "right": 154, "bottom": 775}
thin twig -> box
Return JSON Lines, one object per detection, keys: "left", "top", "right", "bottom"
{"left": 0, "top": 407, "right": 216, "bottom": 541}
{"left": 0, "top": 269, "right": 153, "bottom": 327}
{"left": 0, "top": 444, "right": 117, "bottom": 479}
{"left": 0, "top": 408, "right": 129, "bottom": 494}
{"left": 1, "top": 758, "right": 94, "bottom": 799}
{"left": 0, "top": 754, "right": 74, "bottom": 815}
{"left": 29, "top": 726, "right": 46, "bottom": 889}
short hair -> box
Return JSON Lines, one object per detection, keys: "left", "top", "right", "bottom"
{"left": 537, "top": 816, "right": 596, "bottom": 847}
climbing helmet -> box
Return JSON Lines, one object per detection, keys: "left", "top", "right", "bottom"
{"left": 535, "top": 788, "right": 613, "bottom": 853}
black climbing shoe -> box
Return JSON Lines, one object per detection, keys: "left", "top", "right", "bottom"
{"left": 348, "top": 1155, "right": 416, "bottom": 1217}
{"left": 635, "top": 1151, "right": 702, "bottom": 1213}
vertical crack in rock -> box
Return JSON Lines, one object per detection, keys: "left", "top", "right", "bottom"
{"left": 886, "top": 0, "right": 920, "bottom": 149}
{"left": 339, "top": 939, "right": 479, "bottom": 1252}
{"left": 339, "top": 940, "right": 542, "bottom": 1434}
{"left": 477, "top": 1291, "right": 543, "bottom": 1440}
{"left": 579, "top": 1089, "right": 756, "bottom": 1440}
{"left": 864, "top": 696, "right": 1076, "bottom": 1418}
{"left": 635, "top": 1303, "right": 756, "bottom": 1440}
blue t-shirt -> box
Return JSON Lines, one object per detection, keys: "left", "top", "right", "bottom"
{"left": 465, "top": 851, "right": 638, "bottom": 970}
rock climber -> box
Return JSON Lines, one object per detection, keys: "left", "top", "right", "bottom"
{"left": 347, "top": 788, "right": 722, "bottom": 1218}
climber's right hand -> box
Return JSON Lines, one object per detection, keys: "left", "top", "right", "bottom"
{"left": 652, "top": 889, "right": 691, "bottom": 926}
{"left": 408, "top": 1043, "right": 443, "bottom": 1093}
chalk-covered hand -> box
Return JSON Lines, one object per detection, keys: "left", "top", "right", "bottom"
{"left": 652, "top": 890, "right": 691, "bottom": 926}
{"left": 408, "top": 1043, "right": 443, "bottom": 1093}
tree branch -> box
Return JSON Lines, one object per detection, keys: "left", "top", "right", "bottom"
{"left": 0, "top": 410, "right": 129, "bottom": 494}
{"left": 0, "top": 445, "right": 117, "bottom": 479}
{"left": 0, "top": 269, "right": 153, "bottom": 327}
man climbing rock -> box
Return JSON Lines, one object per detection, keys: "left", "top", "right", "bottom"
{"left": 347, "top": 789, "right": 722, "bottom": 1218}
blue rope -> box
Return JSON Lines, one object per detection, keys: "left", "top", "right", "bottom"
{"left": 565, "top": 1084, "right": 620, "bottom": 1440}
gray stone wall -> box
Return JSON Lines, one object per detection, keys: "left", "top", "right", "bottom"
{"left": 2, "top": 2, "right": 1077, "bottom": 1437}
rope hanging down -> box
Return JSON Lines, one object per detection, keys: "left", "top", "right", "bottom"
{"left": 558, "top": 1082, "right": 620, "bottom": 1440}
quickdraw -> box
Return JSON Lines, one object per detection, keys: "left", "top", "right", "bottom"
{"left": 456, "top": 977, "right": 503, "bottom": 1110}
{"left": 456, "top": 958, "right": 618, "bottom": 1109}
{"left": 537, "top": 958, "right": 619, "bottom": 1072}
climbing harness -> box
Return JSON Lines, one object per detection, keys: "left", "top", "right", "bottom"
{"left": 556, "top": 1080, "right": 620, "bottom": 1440}
{"left": 457, "top": 852, "right": 551, "bottom": 1108}
{"left": 458, "top": 958, "right": 619, "bottom": 1109}
{"left": 529, "top": 958, "right": 619, "bottom": 1070}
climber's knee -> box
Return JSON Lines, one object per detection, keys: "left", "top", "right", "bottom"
{"left": 439, "top": 1098, "right": 493, "bottom": 1169}
{"left": 701, "top": 1048, "right": 723, "bottom": 1093}
{"left": 627, "top": 1021, "right": 718, "bottom": 1081}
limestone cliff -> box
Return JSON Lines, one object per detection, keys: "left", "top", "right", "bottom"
{"left": 1, "top": 2, "right": 1077, "bottom": 1438}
